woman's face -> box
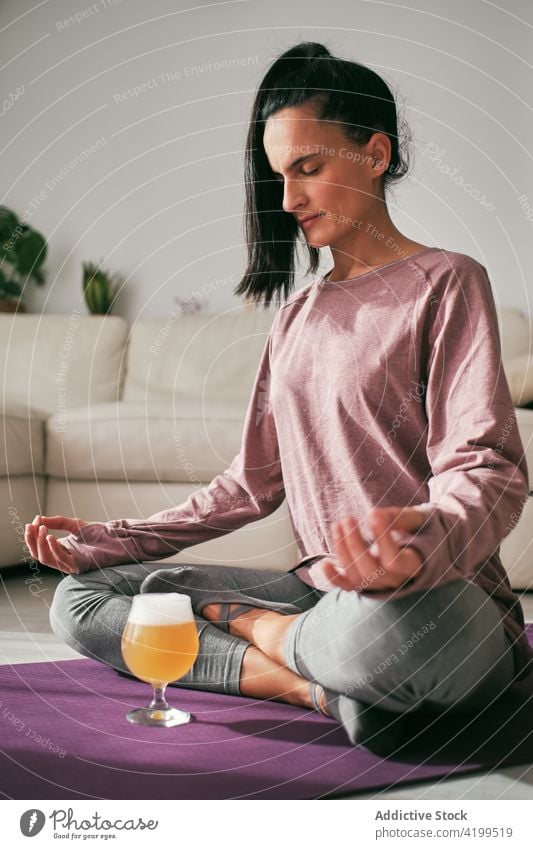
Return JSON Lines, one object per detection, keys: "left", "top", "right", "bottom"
{"left": 263, "top": 103, "right": 389, "bottom": 249}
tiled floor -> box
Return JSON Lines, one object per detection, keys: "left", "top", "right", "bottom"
{"left": 1, "top": 563, "right": 533, "bottom": 800}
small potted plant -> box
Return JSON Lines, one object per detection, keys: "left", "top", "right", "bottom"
{"left": 0, "top": 205, "right": 47, "bottom": 312}
{"left": 82, "top": 260, "right": 123, "bottom": 315}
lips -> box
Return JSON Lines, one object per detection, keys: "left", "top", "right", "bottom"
{"left": 299, "top": 213, "right": 323, "bottom": 226}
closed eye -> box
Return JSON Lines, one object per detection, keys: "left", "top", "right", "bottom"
{"left": 273, "top": 166, "right": 320, "bottom": 182}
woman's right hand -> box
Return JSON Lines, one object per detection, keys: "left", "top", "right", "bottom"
{"left": 24, "top": 515, "right": 90, "bottom": 574}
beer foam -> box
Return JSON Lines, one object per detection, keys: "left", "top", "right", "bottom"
{"left": 128, "top": 593, "right": 193, "bottom": 625}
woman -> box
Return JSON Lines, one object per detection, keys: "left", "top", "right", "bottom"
{"left": 25, "top": 42, "right": 532, "bottom": 751}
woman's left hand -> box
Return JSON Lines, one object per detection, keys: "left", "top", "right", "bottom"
{"left": 322, "top": 506, "right": 425, "bottom": 592}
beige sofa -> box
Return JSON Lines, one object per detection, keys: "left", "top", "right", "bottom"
{"left": 1, "top": 307, "right": 298, "bottom": 572}
{"left": 1, "top": 306, "right": 532, "bottom": 587}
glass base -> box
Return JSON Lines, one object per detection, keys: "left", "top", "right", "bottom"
{"left": 126, "top": 706, "right": 191, "bottom": 727}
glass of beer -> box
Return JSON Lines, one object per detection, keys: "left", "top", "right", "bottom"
{"left": 121, "top": 592, "right": 199, "bottom": 727}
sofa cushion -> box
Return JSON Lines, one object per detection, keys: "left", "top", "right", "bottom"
{"left": 0, "top": 476, "right": 46, "bottom": 567}
{"left": 504, "top": 354, "right": 533, "bottom": 406}
{"left": 500, "top": 494, "right": 533, "bottom": 590}
{"left": 0, "top": 314, "right": 129, "bottom": 417}
{"left": 45, "top": 478, "right": 298, "bottom": 571}
{"left": 122, "top": 308, "right": 275, "bottom": 406}
{"left": 516, "top": 407, "right": 533, "bottom": 489}
{"left": 45, "top": 391, "right": 533, "bottom": 488}
{"left": 0, "top": 402, "right": 46, "bottom": 476}
{"left": 499, "top": 307, "right": 531, "bottom": 364}
{"left": 46, "top": 401, "right": 245, "bottom": 481}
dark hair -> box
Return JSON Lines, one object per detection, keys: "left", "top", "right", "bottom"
{"left": 234, "top": 41, "right": 412, "bottom": 308}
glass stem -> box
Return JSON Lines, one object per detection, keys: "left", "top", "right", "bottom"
{"left": 149, "top": 684, "right": 169, "bottom": 710}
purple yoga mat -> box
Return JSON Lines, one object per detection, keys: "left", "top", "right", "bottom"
{"left": 1, "top": 625, "right": 533, "bottom": 800}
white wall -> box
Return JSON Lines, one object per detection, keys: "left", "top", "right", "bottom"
{"left": 1, "top": 0, "right": 532, "bottom": 321}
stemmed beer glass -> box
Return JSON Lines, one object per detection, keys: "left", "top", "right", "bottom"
{"left": 121, "top": 593, "right": 199, "bottom": 727}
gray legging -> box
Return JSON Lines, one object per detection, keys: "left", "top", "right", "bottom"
{"left": 49, "top": 561, "right": 517, "bottom": 750}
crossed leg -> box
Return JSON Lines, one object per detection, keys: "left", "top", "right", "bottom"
{"left": 49, "top": 561, "right": 328, "bottom": 712}
{"left": 202, "top": 577, "right": 517, "bottom": 751}
{"left": 50, "top": 561, "right": 516, "bottom": 750}
{"left": 202, "top": 603, "right": 330, "bottom": 714}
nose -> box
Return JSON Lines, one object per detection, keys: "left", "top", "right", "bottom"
{"left": 281, "top": 179, "right": 307, "bottom": 215}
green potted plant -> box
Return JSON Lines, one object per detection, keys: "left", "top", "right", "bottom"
{"left": 82, "top": 261, "right": 123, "bottom": 315}
{"left": 0, "top": 206, "right": 47, "bottom": 312}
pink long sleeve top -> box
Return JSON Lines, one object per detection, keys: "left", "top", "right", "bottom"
{"left": 61, "top": 247, "right": 533, "bottom": 680}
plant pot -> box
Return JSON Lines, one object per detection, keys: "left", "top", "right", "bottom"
{"left": 0, "top": 299, "right": 27, "bottom": 313}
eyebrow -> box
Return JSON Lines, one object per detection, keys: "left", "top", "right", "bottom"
{"left": 271, "top": 153, "right": 319, "bottom": 177}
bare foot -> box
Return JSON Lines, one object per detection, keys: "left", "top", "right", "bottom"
{"left": 201, "top": 603, "right": 300, "bottom": 668}
{"left": 240, "top": 645, "right": 330, "bottom": 715}
{"left": 201, "top": 603, "right": 331, "bottom": 716}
